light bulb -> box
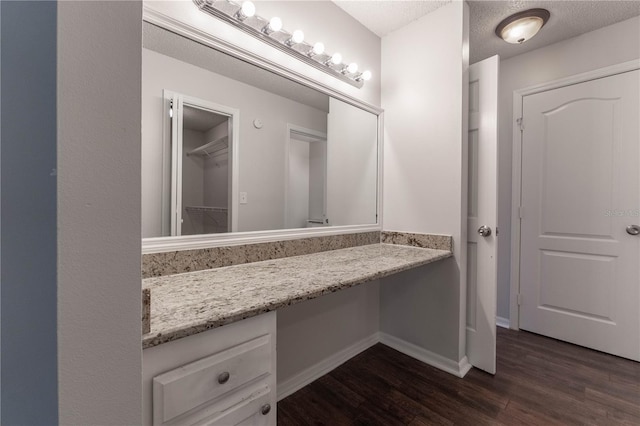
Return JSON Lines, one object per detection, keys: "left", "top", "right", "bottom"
{"left": 500, "top": 17, "right": 543, "bottom": 43}
{"left": 508, "top": 26, "right": 524, "bottom": 39}
{"left": 239, "top": 1, "right": 255, "bottom": 19}
{"left": 346, "top": 63, "right": 358, "bottom": 74}
{"left": 330, "top": 53, "right": 342, "bottom": 65}
{"left": 361, "top": 70, "right": 372, "bottom": 81}
{"left": 312, "top": 42, "right": 325, "bottom": 55}
{"left": 268, "top": 17, "right": 282, "bottom": 32}
{"left": 291, "top": 30, "right": 304, "bottom": 44}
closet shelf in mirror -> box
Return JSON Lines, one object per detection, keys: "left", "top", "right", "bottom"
{"left": 186, "top": 135, "right": 228, "bottom": 157}
{"left": 185, "top": 206, "right": 228, "bottom": 213}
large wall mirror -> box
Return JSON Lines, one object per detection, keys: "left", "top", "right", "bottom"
{"left": 142, "top": 20, "right": 381, "bottom": 249}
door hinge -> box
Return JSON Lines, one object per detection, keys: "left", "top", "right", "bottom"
{"left": 517, "top": 294, "right": 523, "bottom": 306}
{"left": 519, "top": 206, "right": 524, "bottom": 219}
{"left": 516, "top": 117, "right": 524, "bottom": 132}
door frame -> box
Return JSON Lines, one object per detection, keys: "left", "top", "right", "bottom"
{"left": 509, "top": 59, "right": 640, "bottom": 329}
{"left": 283, "top": 124, "right": 328, "bottom": 229}
{"left": 164, "top": 90, "right": 240, "bottom": 235}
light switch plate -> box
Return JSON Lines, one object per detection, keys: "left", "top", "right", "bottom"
{"left": 240, "top": 192, "right": 248, "bottom": 204}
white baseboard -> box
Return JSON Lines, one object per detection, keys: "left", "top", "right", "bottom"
{"left": 496, "top": 316, "right": 510, "bottom": 329}
{"left": 277, "top": 331, "right": 475, "bottom": 401}
{"left": 276, "top": 332, "right": 380, "bottom": 401}
{"left": 379, "top": 332, "right": 472, "bottom": 378}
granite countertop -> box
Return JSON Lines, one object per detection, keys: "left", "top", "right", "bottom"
{"left": 143, "top": 243, "right": 452, "bottom": 348}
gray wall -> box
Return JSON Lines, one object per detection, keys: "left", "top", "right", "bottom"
{"left": 381, "top": 1, "right": 468, "bottom": 362}
{"left": 57, "top": 1, "right": 142, "bottom": 424}
{"left": 495, "top": 16, "right": 640, "bottom": 321}
{"left": 1, "top": 2, "right": 58, "bottom": 423}
{"left": 277, "top": 282, "right": 380, "bottom": 385}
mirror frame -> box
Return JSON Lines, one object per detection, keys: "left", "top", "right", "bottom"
{"left": 142, "top": 5, "right": 384, "bottom": 254}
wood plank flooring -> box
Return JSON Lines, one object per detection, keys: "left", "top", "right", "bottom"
{"left": 277, "top": 328, "right": 640, "bottom": 425}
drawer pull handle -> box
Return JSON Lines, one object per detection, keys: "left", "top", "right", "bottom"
{"left": 260, "top": 403, "right": 271, "bottom": 415}
{"left": 217, "top": 372, "right": 230, "bottom": 384}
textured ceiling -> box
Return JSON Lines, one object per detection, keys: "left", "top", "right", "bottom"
{"left": 333, "top": 0, "right": 451, "bottom": 37}
{"left": 332, "top": 1, "right": 640, "bottom": 64}
{"left": 469, "top": 0, "right": 640, "bottom": 63}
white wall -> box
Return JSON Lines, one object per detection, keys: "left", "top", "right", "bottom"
{"left": 326, "top": 98, "right": 378, "bottom": 226}
{"left": 142, "top": 49, "right": 327, "bottom": 236}
{"left": 495, "top": 16, "right": 640, "bottom": 321}
{"left": 57, "top": 1, "right": 142, "bottom": 424}
{"left": 380, "top": 1, "right": 468, "bottom": 362}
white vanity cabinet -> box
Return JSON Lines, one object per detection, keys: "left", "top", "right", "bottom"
{"left": 143, "top": 312, "right": 277, "bottom": 426}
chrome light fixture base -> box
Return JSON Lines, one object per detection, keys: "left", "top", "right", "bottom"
{"left": 193, "top": 0, "right": 365, "bottom": 88}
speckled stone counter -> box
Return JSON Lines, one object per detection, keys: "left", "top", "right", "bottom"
{"left": 143, "top": 231, "right": 380, "bottom": 278}
{"left": 143, "top": 243, "right": 452, "bottom": 348}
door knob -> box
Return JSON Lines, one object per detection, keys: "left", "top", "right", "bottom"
{"left": 627, "top": 225, "right": 640, "bottom": 236}
{"left": 477, "top": 225, "right": 492, "bottom": 237}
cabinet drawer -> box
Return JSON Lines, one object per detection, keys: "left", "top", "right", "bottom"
{"left": 191, "top": 384, "right": 274, "bottom": 426}
{"left": 153, "top": 334, "right": 271, "bottom": 425}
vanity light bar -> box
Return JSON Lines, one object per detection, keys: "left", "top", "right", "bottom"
{"left": 193, "top": 0, "right": 371, "bottom": 88}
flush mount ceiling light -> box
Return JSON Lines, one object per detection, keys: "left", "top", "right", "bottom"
{"left": 495, "top": 8, "right": 550, "bottom": 44}
{"left": 193, "top": 0, "right": 371, "bottom": 88}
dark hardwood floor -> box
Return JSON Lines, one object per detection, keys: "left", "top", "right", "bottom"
{"left": 277, "top": 328, "right": 640, "bottom": 425}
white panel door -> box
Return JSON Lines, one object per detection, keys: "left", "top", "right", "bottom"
{"left": 520, "top": 70, "right": 640, "bottom": 361}
{"left": 466, "top": 55, "right": 499, "bottom": 374}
